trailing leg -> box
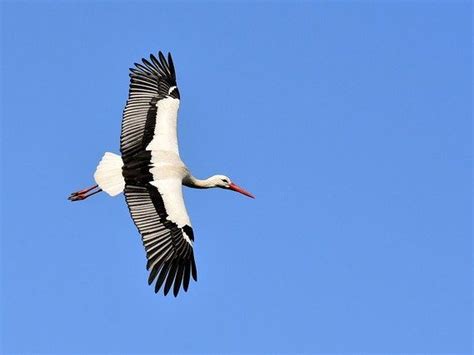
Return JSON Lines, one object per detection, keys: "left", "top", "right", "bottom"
{"left": 68, "top": 185, "right": 102, "bottom": 201}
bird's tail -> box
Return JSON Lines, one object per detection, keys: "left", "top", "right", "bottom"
{"left": 94, "top": 152, "right": 125, "bottom": 196}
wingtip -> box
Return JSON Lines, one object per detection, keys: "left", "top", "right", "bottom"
{"left": 163, "top": 288, "right": 170, "bottom": 296}
{"left": 167, "top": 52, "right": 175, "bottom": 76}
{"left": 158, "top": 51, "right": 167, "bottom": 65}
{"left": 147, "top": 276, "right": 154, "bottom": 286}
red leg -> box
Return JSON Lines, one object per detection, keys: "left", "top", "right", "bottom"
{"left": 70, "top": 184, "right": 98, "bottom": 196}
{"left": 68, "top": 185, "right": 102, "bottom": 202}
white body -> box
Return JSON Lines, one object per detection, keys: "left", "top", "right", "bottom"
{"left": 94, "top": 97, "right": 192, "bottom": 240}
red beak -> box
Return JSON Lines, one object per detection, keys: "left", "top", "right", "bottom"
{"left": 229, "top": 183, "right": 255, "bottom": 199}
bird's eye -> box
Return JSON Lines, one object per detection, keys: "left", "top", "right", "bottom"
{"left": 222, "top": 179, "right": 228, "bottom": 183}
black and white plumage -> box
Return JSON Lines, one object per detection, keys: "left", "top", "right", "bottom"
{"left": 69, "top": 52, "right": 254, "bottom": 297}
{"left": 121, "top": 53, "right": 196, "bottom": 296}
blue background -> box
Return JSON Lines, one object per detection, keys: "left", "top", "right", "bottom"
{"left": 1, "top": 1, "right": 471, "bottom": 354}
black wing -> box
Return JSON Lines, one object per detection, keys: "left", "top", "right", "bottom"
{"left": 121, "top": 52, "right": 196, "bottom": 296}
{"left": 120, "top": 51, "right": 180, "bottom": 164}
{"left": 125, "top": 184, "right": 197, "bottom": 296}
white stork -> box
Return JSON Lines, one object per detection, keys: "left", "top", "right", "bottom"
{"left": 69, "top": 52, "right": 254, "bottom": 296}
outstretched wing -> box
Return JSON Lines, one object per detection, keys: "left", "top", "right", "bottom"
{"left": 120, "top": 52, "right": 196, "bottom": 296}
{"left": 120, "top": 51, "right": 181, "bottom": 164}
{"left": 125, "top": 182, "right": 197, "bottom": 297}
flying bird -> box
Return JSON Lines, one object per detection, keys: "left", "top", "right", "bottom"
{"left": 69, "top": 51, "right": 254, "bottom": 296}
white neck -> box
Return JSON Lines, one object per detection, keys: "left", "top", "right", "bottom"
{"left": 183, "top": 175, "right": 216, "bottom": 189}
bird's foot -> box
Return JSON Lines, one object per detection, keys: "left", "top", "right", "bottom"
{"left": 68, "top": 193, "right": 87, "bottom": 201}
{"left": 68, "top": 185, "right": 101, "bottom": 202}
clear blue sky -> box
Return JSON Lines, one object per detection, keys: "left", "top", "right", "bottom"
{"left": 1, "top": 1, "right": 471, "bottom": 354}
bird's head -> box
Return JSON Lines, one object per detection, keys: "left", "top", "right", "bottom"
{"left": 210, "top": 175, "right": 255, "bottom": 198}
